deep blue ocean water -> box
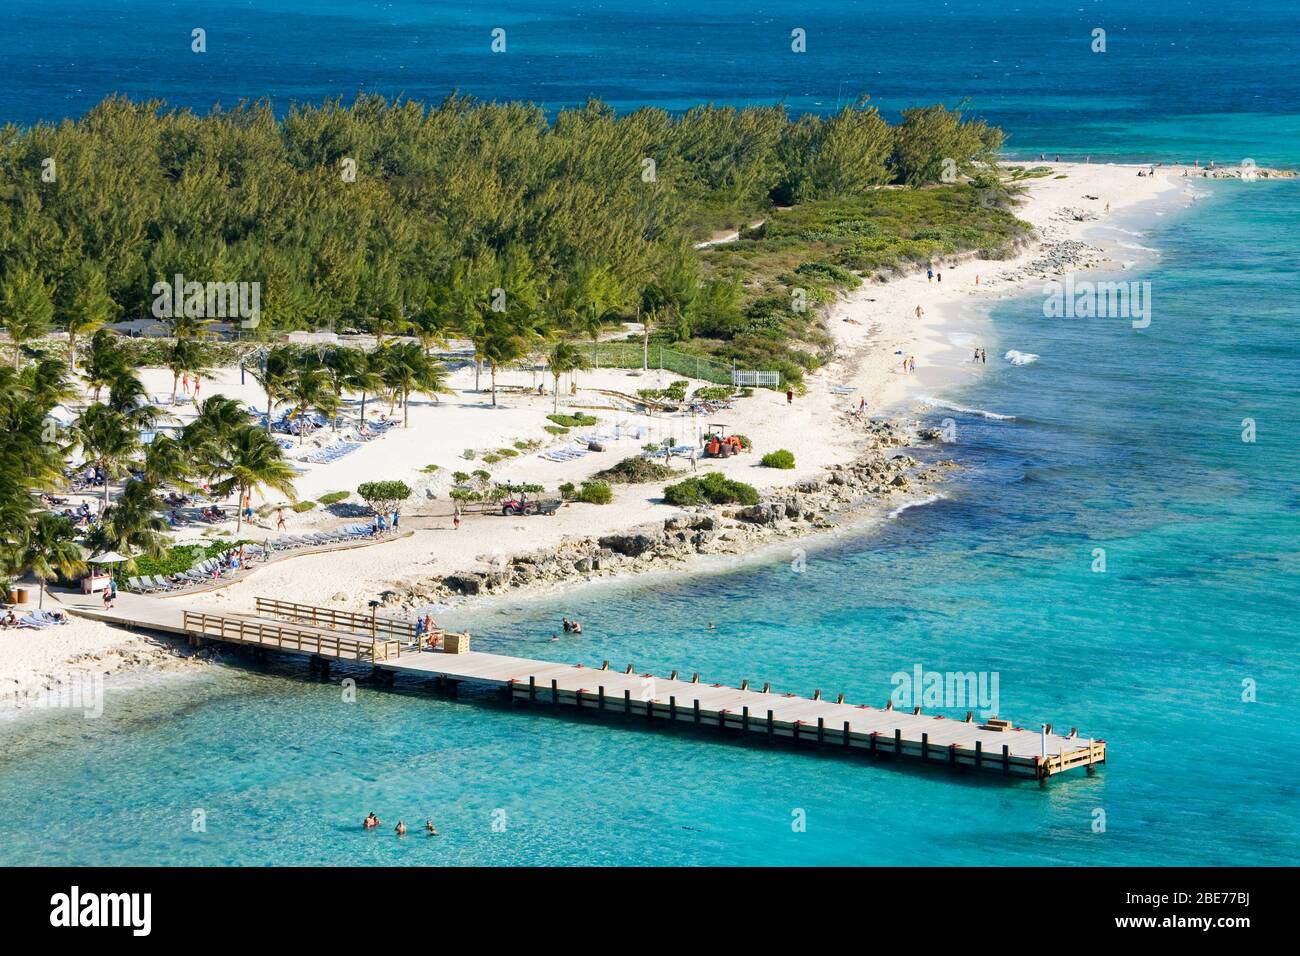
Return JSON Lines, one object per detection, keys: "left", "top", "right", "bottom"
{"left": 1, "top": 1, "right": 1298, "bottom": 865}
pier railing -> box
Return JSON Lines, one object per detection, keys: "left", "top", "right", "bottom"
{"left": 182, "top": 610, "right": 401, "bottom": 662}
{"left": 253, "top": 596, "right": 469, "bottom": 648}
{"left": 254, "top": 597, "right": 414, "bottom": 641}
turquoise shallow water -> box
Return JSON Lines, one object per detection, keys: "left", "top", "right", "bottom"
{"left": 2, "top": 177, "right": 1297, "bottom": 866}
{"left": 2, "top": 1, "right": 1299, "bottom": 865}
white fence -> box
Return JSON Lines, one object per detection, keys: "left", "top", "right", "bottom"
{"left": 732, "top": 370, "right": 781, "bottom": 388}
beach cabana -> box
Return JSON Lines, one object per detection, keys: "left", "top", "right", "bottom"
{"left": 84, "top": 551, "right": 128, "bottom": 593}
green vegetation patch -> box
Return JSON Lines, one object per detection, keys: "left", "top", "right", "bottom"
{"left": 663, "top": 473, "right": 760, "bottom": 507}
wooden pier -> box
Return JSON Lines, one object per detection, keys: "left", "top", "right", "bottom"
{"left": 62, "top": 594, "right": 1106, "bottom": 783}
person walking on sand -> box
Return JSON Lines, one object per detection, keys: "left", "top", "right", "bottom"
{"left": 786, "top": 388, "right": 793, "bottom": 405}
{"left": 936, "top": 271, "right": 942, "bottom": 283}
{"left": 915, "top": 305, "right": 924, "bottom": 320}
{"left": 908, "top": 356, "right": 916, "bottom": 374}
{"left": 927, "top": 267, "right": 933, "bottom": 283}
{"left": 276, "top": 508, "right": 286, "bottom": 531}
{"left": 452, "top": 505, "right": 461, "bottom": 531}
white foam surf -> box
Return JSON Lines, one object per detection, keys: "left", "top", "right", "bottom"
{"left": 918, "top": 397, "right": 1017, "bottom": 421}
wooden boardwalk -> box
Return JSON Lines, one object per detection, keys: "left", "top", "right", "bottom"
{"left": 61, "top": 593, "right": 1106, "bottom": 783}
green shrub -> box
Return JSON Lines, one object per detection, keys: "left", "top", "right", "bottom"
{"left": 452, "top": 471, "right": 470, "bottom": 484}
{"left": 292, "top": 500, "right": 317, "bottom": 513}
{"left": 692, "top": 385, "right": 734, "bottom": 402}
{"left": 544, "top": 425, "right": 570, "bottom": 436}
{"left": 131, "top": 540, "right": 256, "bottom": 578}
{"left": 461, "top": 448, "right": 476, "bottom": 460}
{"left": 558, "top": 481, "right": 576, "bottom": 501}
{"left": 472, "top": 469, "right": 491, "bottom": 481}
{"left": 496, "top": 448, "right": 519, "bottom": 458}
{"left": 420, "top": 463, "right": 440, "bottom": 473}
{"left": 547, "top": 412, "right": 598, "bottom": 428}
{"left": 594, "top": 457, "right": 678, "bottom": 484}
{"left": 318, "top": 491, "right": 350, "bottom": 505}
{"left": 357, "top": 480, "right": 412, "bottom": 516}
{"left": 663, "top": 473, "right": 760, "bottom": 507}
{"left": 576, "top": 480, "right": 613, "bottom": 505}
{"left": 760, "top": 449, "right": 796, "bottom": 469}
{"left": 482, "top": 453, "right": 503, "bottom": 465}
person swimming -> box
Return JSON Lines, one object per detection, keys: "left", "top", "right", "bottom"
{"left": 364, "top": 812, "right": 380, "bottom": 829}
{"left": 425, "top": 820, "right": 438, "bottom": 835}
{"left": 395, "top": 821, "right": 407, "bottom": 836}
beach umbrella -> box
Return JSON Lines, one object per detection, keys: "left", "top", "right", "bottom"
{"left": 88, "top": 551, "right": 129, "bottom": 565}
{"left": 89, "top": 551, "right": 129, "bottom": 593}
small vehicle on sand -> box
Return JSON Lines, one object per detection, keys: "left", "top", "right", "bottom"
{"left": 501, "top": 494, "right": 562, "bottom": 517}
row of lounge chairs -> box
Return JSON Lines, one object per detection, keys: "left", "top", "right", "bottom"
{"left": 540, "top": 445, "right": 593, "bottom": 462}
{"left": 262, "top": 523, "right": 376, "bottom": 552}
{"left": 305, "top": 441, "right": 360, "bottom": 464}
{"left": 125, "top": 524, "right": 381, "bottom": 593}
{"left": 125, "top": 553, "right": 254, "bottom": 593}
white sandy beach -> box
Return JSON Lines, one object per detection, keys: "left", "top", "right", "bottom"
{"left": 2, "top": 161, "right": 1196, "bottom": 698}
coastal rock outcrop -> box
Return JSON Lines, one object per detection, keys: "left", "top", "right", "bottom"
{"left": 399, "top": 415, "right": 961, "bottom": 607}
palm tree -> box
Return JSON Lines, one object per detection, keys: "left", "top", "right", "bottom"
{"left": 107, "top": 373, "right": 162, "bottom": 432}
{"left": 248, "top": 346, "right": 295, "bottom": 429}
{"left": 177, "top": 395, "right": 247, "bottom": 488}
{"left": 87, "top": 478, "right": 169, "bottom": 571}
{"left": 338, "top": 349, "right": 382, "bottom": 428}
{"left": 0, "top": 267, "right": 54, "bottom": 367}
{"left": 211, "top": 425, "right": 297, "bottom": 532}
{"left": 547, "top": 341, "right": 588, "bottom": 413}
{"left": 21, "top": 356, "right": 77, "bottom": 411}
{"left": 16, "top": 513, "right": 86, "bottom": 608}
{"left": 73, "top": 403, "right": 139, "bottom": 509}
{"left": 376, "top": 342, "right": 448, "bottom": 426}
{"left": 166, "top": 336, "right": 212, "bottom": 405}
{"left": 479, "top": 312, "right": 532, "bottom": 408}
{"left": 66, "top": 263, "right": 115, "bottom": 371}
{"left": 82, "top": 330, "right": 131, "bottom": 402}
{"left": 285, "top": 366, "right": 338, "bottom": 443}
{"left": 142, "top": 433, "right": 191, "bottom": 490}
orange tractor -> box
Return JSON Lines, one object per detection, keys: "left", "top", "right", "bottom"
{"left": 702, "top": 424, "right": 746, "bottom": 458}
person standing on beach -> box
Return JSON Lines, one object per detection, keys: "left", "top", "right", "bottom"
{"left": 982, "top": 349, "right": 987, "bottom": 364}
{"left": 927, "top": 268, "right": 933, "bottom": 283}
{"left": 915, "top": 305, "right": 924, "bottom": 320}
{"left": 786, "top": 388, "right": 793, "bottom": 405}
{"left": 937, "top": 271, "right": 942, "bottom": 283}
{"left": 452, "top": 506, "right": 461, "bottom": 531}
{"left": 276, "top": 508, "right": 286, "bottom": 531}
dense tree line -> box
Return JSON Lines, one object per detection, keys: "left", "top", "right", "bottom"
{"left": 0, "top": 93, "right": 1002, "bottom": 354}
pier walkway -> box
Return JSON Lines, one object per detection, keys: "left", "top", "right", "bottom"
{"left": 61, "top": 592, "right": 1106, "bottom": 783}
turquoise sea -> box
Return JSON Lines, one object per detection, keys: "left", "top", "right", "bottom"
{"left": 1, "top": 1, "right": 1298, "bottom": 865}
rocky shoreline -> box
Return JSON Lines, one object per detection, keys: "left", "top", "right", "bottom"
{"left": 380, "top": 418, "right": 957, "bottom": 609}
